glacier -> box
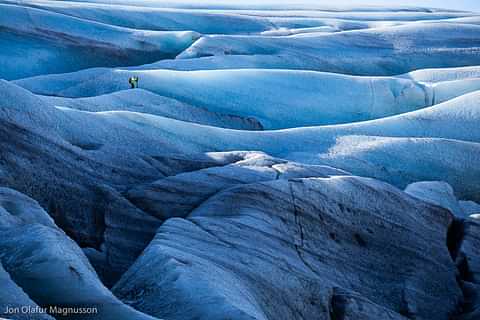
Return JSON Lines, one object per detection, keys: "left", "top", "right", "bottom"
{"left": 0, "top": 1, "right": 480, "bottom": 320}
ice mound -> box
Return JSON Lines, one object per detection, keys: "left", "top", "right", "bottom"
{"left": 0, "top": 3, "right": 200, "bottom": 79}
{"left": 0, "top": 187, "right": 158, "bottom": 319}
{"left": 174, "top": 23, "right": 480, "bottom": 75}
{"left": 42, "top": 89, "right": 263, "bottom": 130}
{"left": 114, "top": 176, "right": 460, "bottom": 320}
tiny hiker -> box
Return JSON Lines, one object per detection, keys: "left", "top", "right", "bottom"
{"left": 129, "top": 76, "right": 139, "bottom": 89}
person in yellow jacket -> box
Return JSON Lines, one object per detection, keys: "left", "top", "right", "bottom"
{"left": 129, "top": 76, "right": 139, "bottom": 89}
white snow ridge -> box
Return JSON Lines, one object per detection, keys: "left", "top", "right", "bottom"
{"left": 1, "top": 1, "right": 480, "bottom": 320}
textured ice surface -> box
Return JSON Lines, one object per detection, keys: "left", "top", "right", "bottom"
{"left": 0, "top": 3, "right": 199, "bottom": 79}
{"left": 1, "top": 2, "right": 480, "bottom": 319}
{"left": 114, "top": 176, "right": 460, "bottom": 320}
{"left": 0, "top": 187, "right": 158, "bottom": 319}
{"left": 14, "top": 68, "right": 480, "bottom": 128}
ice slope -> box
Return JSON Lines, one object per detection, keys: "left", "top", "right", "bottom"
{"left": 460, "top": 201, "right": 480, "bottom": 216}
{"left": 211, "top": 9, "right": 475, "bottom": 21}
{"left": 5, "top": 85, "right": 480, "bottom": 281}
{"left": 0, "top": 146, "right": 475, "bottom": 319}
{"left": 0, "top": 4, "right": 199, "bottom": 80}
{"left": 120, "top": 153, "right": 349, "bottom": 276}
{"left": 400, "top": 66, "right": 480, "bottom": 83}
{"left": 0, "top": 188, "right": 159, "bottom": 319}
{"left": 8, "top": 22, "right": 479, "bottom": 79}
{"left": 14, "top": 67, "right": 480, "bottom": 128}
{"left": 259, "top": 19, "right": 420, "bottom": 36}
{"left": 456, "top": 226, "right": 480, "bottom": 320}
{"left": 0, "top": 189, "right": 57, "bottom": 320}
{"left": 1, "top": 0, "right": 275, "bottom": 35}
{"left": 125, "top": 153, "right": 349, "bottom": 222}
{"left": 460, "top": 219, "right": 480, "bottom": 284}
{"left": 18, "top": 0, "right": 467, "bottom": 12}
{"left": 4, "top": 77, "right": 480, "bottom": 158}
{"left": 14, "top": 69, "right": 431, "bottom": 128}
{"left": 0, "top": 187, "right": 56, "bottom": 228}
{"left": 6, "top": 0, "right": 474, "bottom": 36}
{"left": 42, "top": 89, "right": 263, "bottom": 130}
{"left": 405, "top": 181, "right": 467, "bottom": 218}
{"left": 1, "top": 102, "right": 340, "bottom": 281}
{"left": 2, "top": 2, "right": 479, "bottom": 80}
{"left": 0, "top": 261, "right": 54, "bottom": 320}
{"left": 2, "top": 80, "right": 480, "bottom": 200}
{"left": 404, "top": 181, "right": 480, "bottom": 219}
{"left": 169, "top": 23, "right": 480, "bottom": 75}
{"left": 2, "top": 77, "right": 479, "bottom": 279}
{"left": 7, "top": 79, "right": 480, "bottom": 150}
{"left": 439, "top": 16, "right": 480, "bottom": 25}
{"left": 113, "top": 176, "right": 460, "bottom": 320}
